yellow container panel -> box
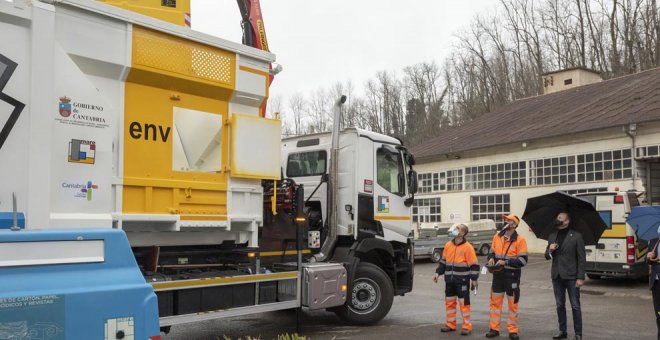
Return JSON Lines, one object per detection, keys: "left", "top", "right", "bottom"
{"left": 130, "top": 26, "right": 235, "bottom": 95}
{"left": 98, "top": 0, "right": 191, "bottom": 27}
{"left": 122, "top": 81, "right": 230, "bottom": 218}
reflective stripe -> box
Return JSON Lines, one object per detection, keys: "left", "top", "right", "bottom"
{"left": 446, "top": 262, "right": 469, "bottom": 267}
{"left": 447, "top": 317, "right": 457, "bottom": 321}
{"left": 445, "top": 271, "right": 471, "bottom": 276}
{"left": 504, "top": 266, "right": 522, "bottom": 270}
{"left": 469, "top": 270, "right": 480, "bottom": 275}
{"left": 492, "top": 292, "right": 505, "bottom": 297}
{"left": 519, "top": 257, "right": 527, "bottom": 265}
{"left": 490, "top": 309, "right": 502, "bottom": 315}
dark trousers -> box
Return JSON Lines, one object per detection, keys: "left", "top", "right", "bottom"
{"left": 445, "top": 280, "right": 471, "bottom": 305}
{"left": 552, "top": 278, "right": 582, "bottom": 336}
{"left": 652, "top": 282, "right": 660, "bottom": 339}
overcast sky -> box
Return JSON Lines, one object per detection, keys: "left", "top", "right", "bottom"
{"left": 191, "top": 0, "right": 496, "bottom": 104}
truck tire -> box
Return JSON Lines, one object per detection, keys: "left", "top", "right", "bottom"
{"left": 587, "top": 273, "right": 602, "bottom": 280}
{"left": 479, "top": 244, "right": 490, "bottom": 256}
{"left": 431, "top": 249, "right": 442, "bottom": 263}
{"left": 334, "top": 262, "right": 394, "bottom": 325}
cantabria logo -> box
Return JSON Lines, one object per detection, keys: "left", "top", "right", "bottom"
{"left": 62, "top": 181, "right": 98, "bottom": 201}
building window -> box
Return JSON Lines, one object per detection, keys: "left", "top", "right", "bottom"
{"left": 446, "top": 169, "right": 463, "bottom": 191}
{"left": 563, "top": 187, "right": 608, "bottom": 195}
{"left": 637, "top": 144, "right": 660, "bottom": 159}
{"left": 577, "top": 149, "right": 632, "bottom": 182}
{"left": 412, "top": 197, "right": 441, "bottom": 223}
{"left": 465, "top": 162, "right": 526, "bottom": 190}
{"left": 418, "top": 173, "right": 437, "bottom": 193}
{"left": 529, "top": 155, "right": 576, "bottom": 185}
{"left": 471, "top": 194, "right": 510, "bottom": 228}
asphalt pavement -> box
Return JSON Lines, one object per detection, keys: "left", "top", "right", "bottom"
{"left": 165, "top": 255, "right": 657, "bottom": 339}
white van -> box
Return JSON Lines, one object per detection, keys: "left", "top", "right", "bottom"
{"left": 578, "top": 191, "right": 647, "bottom": 279}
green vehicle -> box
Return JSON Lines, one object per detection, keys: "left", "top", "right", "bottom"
{"left": 412, "top": 220, "right": 498, "bottom": 263}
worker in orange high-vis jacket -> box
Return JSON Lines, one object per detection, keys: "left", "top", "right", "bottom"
{"left": 433, "top": 223, "right": 480, "bottom": 336}
{"left": 486, "top": 214, "right": 528, "bottom": 340}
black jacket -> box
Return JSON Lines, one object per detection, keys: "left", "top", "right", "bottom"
{"left": 649, "top": 239, "right": 660, "bottom": 289}
{"left": 544, "top": 228, "right": 586, "bottom": 280}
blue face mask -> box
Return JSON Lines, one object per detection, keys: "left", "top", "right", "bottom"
{"left": 449, "top": 229, "right": 460, "bottom": 237}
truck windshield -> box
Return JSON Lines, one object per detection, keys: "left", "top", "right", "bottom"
{"left": 377, "top": 147, "right": 405, "bottom": 196}
{"left": 287, "top": 151, "right": 327, "bottom": 177}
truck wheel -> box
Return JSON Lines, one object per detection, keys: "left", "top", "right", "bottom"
{"left": 334, "top": 262, "right": 394, "bottom": 325}
{"left": 431, "top": 250, "right": 442, "bottom": 263}
{"left": 479, "top": 244, "right": 490, "bottom": 256}
{"left": 587, "top": 274, "right": 602, "bottom": 280}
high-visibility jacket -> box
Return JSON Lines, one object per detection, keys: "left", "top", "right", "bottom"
{"left": 487, "top": 230, "right": 528, "bottom": 279}
{"left": 436, "top": 239, "right": 480, "bottom": 283}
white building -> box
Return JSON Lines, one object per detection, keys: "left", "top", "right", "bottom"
{"left": 410, "top": 67, "right": 660, "bottom": 252}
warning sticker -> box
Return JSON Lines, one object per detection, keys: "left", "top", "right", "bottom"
{"left": 0, "top": 294, "right": 65, "bottom": 340}
{"left": 364, "top": 179, "right": 373, "bottom": 193}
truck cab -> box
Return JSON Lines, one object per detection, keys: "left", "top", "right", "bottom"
{"left": 579, "top": 191, "right": 647, "bottom": 279}
{"left": 282, "top": 128, "right": 417, "bottom": 324}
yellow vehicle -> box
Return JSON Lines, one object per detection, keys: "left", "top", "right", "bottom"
{"left": 580, "top": 191, "right": 647, "bottom": 279}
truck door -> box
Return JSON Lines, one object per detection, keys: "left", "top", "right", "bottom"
{"left": 372, "top": 144, "right": 410, "bottom": 241}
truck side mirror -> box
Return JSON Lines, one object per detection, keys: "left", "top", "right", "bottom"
{"left": 405, "top": 153, "right": 416, "bottom": 166}
{"left": 408, "top": 170, "right": 418, "bottom": 194}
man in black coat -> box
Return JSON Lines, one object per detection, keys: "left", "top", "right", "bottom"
{"left": 647, "top": 237, "right": 660, "bottom": 339}
{"left": 544, "top": 212, "right": 586, "bottom": 340}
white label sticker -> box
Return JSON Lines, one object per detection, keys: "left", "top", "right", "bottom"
{"left": 481, "top": 266, "right": 488, "bottom": 275}
{"left": 105, "top": 316, "right": 134, "bottom": 340}
{"left": 308, "top": 230, "right": 321, "bottom": 248}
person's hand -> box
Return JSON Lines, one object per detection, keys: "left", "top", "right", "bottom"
{"left": 495, "top": 260, "right": 506, "bottom": 267}
{"left": 549, "top": 243, "right": 558, "bottom": 251}
{"left": 576, "top": 279, "right": 584, "bottom": 288}
{"left": 471, "top": 280, "right": 478, "bottom": 290}
{"left": 648, "top": 252, "right": 657, "bottom": 261}
{"left": 433, "top": 273, "right": 439, "bottom": 283}
{"left": 488, "top": 258, "right": 495, "bottom": 266}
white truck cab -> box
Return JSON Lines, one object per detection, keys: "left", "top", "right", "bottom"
{"left": 281, "top": 126, "right": 417, "bottom": 324}
{"left": 282, "top": 128, "right": 416, "bottom": 247}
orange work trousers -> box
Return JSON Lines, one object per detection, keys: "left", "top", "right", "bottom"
{"left": 489, "top": 276, "right": 520, "bottom": 334}
{"left": 445, "top": 281, "right": 472, "bottom": 331}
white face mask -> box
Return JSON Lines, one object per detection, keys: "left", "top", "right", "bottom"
{"left": 449, "top": 229, "right": 460, "bottom": 237}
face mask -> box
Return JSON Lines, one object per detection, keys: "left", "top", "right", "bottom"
{"left": 502, "top": 222, "right": 515, "bottom": 231}
{"left": 554, "top": 219, "right": 563, "bottom": 227}
{"left": 449, "top": 229, "right": 459, "bottom": 237}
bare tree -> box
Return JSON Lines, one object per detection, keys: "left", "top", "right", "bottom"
{"left": 288, "top": 93, "right": 307, "bottom": 136}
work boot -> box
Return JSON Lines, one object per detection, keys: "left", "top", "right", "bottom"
{"left": 461, "top": 329, "right": 471, "bottom": 336}
{"left": 441, "top": 325, "right": 456, "bottom": 332}
{"left": 552, "top": 333, "right": 568, "bottom": 339}
{"left": 509, "top": 333, "right": 519, "bottom": 340}
{"left": 485, "top": 329, "right": 500, "bottom": 338}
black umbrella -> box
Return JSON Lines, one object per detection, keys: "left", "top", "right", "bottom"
{"left": 522, "top": 191, "right": 607, "bottom": 246}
